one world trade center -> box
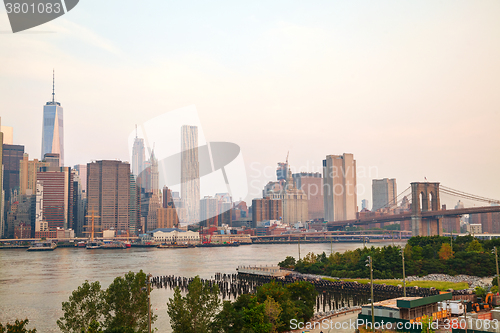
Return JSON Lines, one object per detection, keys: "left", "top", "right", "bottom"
{"left": 41, "top": 71, "right": 64, "bottom": 166}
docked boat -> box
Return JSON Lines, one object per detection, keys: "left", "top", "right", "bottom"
{"left": 157, "top": 243, "right": 193, "bottom": 249}
{"left": 196, "top": 242, "right": 240, "bottom": 248}
{"left": 77, "top": 241, "right": 87, "bottom": 248}
{"left": 27, "top": 241, "right": 57, "bottom": 251}
{"left": 86, "top": 241, "right": 103, "bottom": 249}
{"left": 101, "top": 241, "right": 127, "bottom": 249}
{"left": 131, "top": 242, "right": 157, "bottom": 248}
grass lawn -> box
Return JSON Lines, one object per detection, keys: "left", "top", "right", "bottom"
{"left": 322, "top": 277, "right": 469, "bottom": 290}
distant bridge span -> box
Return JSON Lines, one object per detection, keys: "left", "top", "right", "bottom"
{"left": 327, "top": 182, "right": 500, "bottom": 236}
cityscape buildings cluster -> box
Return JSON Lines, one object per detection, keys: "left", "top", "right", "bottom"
{"left": 1, "top": 77, "right": 499, "bottom": 240}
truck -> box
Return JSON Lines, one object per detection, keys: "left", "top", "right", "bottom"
{"left": 438, "top": 300, "right": 465, "bottom": 315}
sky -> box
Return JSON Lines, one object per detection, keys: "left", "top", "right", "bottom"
{"left": 1, "top": 0, "right": 499, "bottom": 207}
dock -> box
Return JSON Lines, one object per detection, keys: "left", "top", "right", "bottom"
{"left": 237, "top": 265, "right": 289, "bottom": 277}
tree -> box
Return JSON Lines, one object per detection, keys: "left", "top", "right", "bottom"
{"left": 286, "top": 281, "right": 317, "bottom": 324}
{"left": 103, "top": 271, "right": 155, "bottom": 333}
{"left": 278, "top": 256, "right": 296, "bottom": 269}
{"left": 256, "top": 281, "right": 299, "bottom": 331}
{"left": 167, "top": 276, "right": 221, "bottom": 333}
{"left": 475, "top": 286, "right": 487, "bottom": 299}
{"left": 302, "top": 252, "right": 317, "bottom": 266}
{"left": 57, "top": 281, "right": 105, "bottom": 333}
{"left": 466, "top": 239, "right": 484, "bottom": 253}
{"left": 264, "top": 297, "right": 282, "bottom": 333}
{"left": 215, "top": 294, "right": 272, "bottom": 333}
{"left": 58, "top": 272, "right": 154, "bottom": 333}
{"left": 420, "top": 315, "right": 435, "bottom": 333}
{"left": 0, "top": 319, "right": 36, "bottom": 333}
{"left": 438, "top": 243, "right": 454, "bottom": 260}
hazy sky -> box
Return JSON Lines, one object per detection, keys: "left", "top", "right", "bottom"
{"left": 1, "top": 1, "right": 499, "bottom": 207}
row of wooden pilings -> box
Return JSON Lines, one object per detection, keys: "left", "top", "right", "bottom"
{"left": 150, "top": 272, "right": 469, "bottom": 313}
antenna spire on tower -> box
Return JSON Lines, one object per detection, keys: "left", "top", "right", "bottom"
{"left": 135, "top": 124, "right": 138, "bottom": 138}
{"left": 52, "top": 69, "right": 55, "bottom": 103}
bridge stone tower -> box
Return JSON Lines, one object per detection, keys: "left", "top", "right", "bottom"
{"left": 411, "top": 182, "right": 442, "bottom": 236}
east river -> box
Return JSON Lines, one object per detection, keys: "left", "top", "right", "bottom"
{"left": 0, "top": 241, "right": 401, "bottom": 332}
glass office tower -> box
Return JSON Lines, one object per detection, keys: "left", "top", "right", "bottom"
{"left": 41, "top": 76, "right": 64, "bottom": 167}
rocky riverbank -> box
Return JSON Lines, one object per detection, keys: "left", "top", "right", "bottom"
{"left": 406, "top": 274, "right": 493, "bottom": 290}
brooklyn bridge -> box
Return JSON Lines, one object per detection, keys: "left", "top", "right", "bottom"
{"left": 327, "top": 182, "right": 500, "bottom": 237}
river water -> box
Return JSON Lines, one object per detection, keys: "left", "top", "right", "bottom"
{"left": 0, "top": 241, "right": 400, "bottom": 332}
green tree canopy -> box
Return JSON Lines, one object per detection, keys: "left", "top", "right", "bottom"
{"left": 58, "top": 271, "right": 154, "bottom": 333}
{"left": 57, "top": 281, "right": 105, "bottom": 333}
{"left": 103, "top": 271, "right": 155, "bottom": 333}
{"left": 167, "top": 276, "right": 221, "bottom": 333}
{"left": 466, "top": 239, "right": 484, "bottom": 253}
{"left": 277, "top": 256, "right": 296, "bottom": 269}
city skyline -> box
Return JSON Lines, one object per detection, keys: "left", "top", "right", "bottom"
{"left": 1, "top": 1, "right": 499, "bottom": 207}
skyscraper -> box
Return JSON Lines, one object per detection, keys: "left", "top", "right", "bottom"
{"left": 372, "top": 178, "right": 397, "bottom": 211}
{"left": 41, "top": 72, "right": 64, "bottom": 167}
{"left": 251, "top": 197, "right": 283, "bottom": 228}
{"left": 181, "top": 125, "right": 200, "bottom": 224}
{"left": 361, "top": 199, "right": 369, "bottom": 210}
{"left": 131, "top": 131, "right": 145, "bottom": 179}
{"left": 87, "top": 160, "right": 130, "bottom": 233}
{"left": 323, "top": 153, "right": 357, "bottom": 221}
{"left": 37, "top": 162, "right": 73, "bottom": 230}
{"left": 3, "top": 144, "right": 25, "bottom": 202}
{"left": 73, "top": 164, "right": 87, "bottom": 193}
{"left": 129, "top": 174, "right": 140, "bottom": 235}
{"left": 293, "top": 172, "right": 323, "bottom": 220}
{"left": 200, "top": 196, "right": 218, "bottom": 226}
{"left": 20, "top": 153, "right": 48, "bottom": 196}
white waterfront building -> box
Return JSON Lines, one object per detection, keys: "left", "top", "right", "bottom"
{"left": 141, "top": 228, "right": 200, "bottom": 244}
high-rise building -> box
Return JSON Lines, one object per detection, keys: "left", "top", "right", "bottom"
{"left": 41, "top": 72, "right": 64, "bottom": 166}
{"left": 293, "top": 172, "right": 323, "bottom": 220}
{"left": 20, "top": 153, "right": 48, "bottom": 196}
{"left": 251, "top": 197, "right": 283, "bottom": 228}
{"left": 146, "top": 194, "right": 161, "bottom": 232}
{"left": 72, "top": 170, "right": 87, "bottom": 237}
{"left": 34, "top": 182, "right": 46, "bottom": 234}
{"left": 142, "top": 149, "right": 159, "bottom": 196}
{"left": 323, "top": 153, "right": 357, "bottom": 221}
{"left": 3, "top": 144, "right": 25, "bottom": 202}
{"left": 131, "top": 132, "right": 145, "bottom": 178}
{"left": 200, "top": 196, "right": 219, "bottom": 227}
{"left": 87, "top": 160, "right": 130, "bottom": 233}
{"left": 470, "top": 212, "right": 500, "bottom": 234}
{"left": 163, "top": 186, "right": 174, "bottom": 208}
{"left": 73, "top": 164, "right": 87, "bottom": 193}
{"left": 361, "top": 199, "right": 369, "bottom": 210}
{"left": 181, "top": 125, "right": 200, "bottom": 224}
{"left": 157, "top": 207, "right": 184, "bottom": 229}
{"left": 0, "top": 126, "right": 13, "bottom": 145}
{"left": 129, "top": 174, "right": 140, "bottom": 235}
{"left": 264, "top": 161, "right": 308, "bottom": 225}
{"left": 5, "top": 194, "right": 34, "bottom": 238}
{"left": 37, "top": 162, "right": 73, "bottom": 230}
{"left": 372, "top": 178, "right": 397, "bottom": 211}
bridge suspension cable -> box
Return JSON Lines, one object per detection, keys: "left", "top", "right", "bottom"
{"left": 440, "top": 185, "right": 500, "bottom": 205}
{"left": 376, "top": 186, "right": 411, "bottom": 210}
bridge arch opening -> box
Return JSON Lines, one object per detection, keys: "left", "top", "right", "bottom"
{"left": 420, "top": 192, "right": 426, "bottom": 212}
